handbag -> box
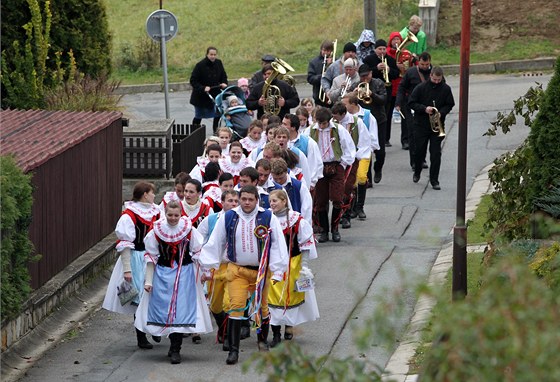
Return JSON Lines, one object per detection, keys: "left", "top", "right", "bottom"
{"left": 117, "top": 279, "right": 139, "bottom": 306}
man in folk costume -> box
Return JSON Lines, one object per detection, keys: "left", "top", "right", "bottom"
{"left": 199, "top": 186, "right": 289, "bottom": 365}
{"left": 302, "top": 107, "right": 356, "bottom": 243}
{"left": 196, "top": 190, "right": 239, "bottom": 351}
{"left": 342, "top": 92, "right": 380, "bottom": 220}
{"left": 134, "top": 201, "right": 212, "bottom": 364}
{"left": 331, "top": 101, "right": 373, "bottom": 229}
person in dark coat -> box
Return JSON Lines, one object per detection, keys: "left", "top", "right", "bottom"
{"left": 307, "top": 40, "right": 335, "bottom": 107}
{"left": 408, "top": 66, "right": 455, "bottom": 190}
{"left": 246, "top": 64, "right": 300, "bottom": 120}
{"left": 190, "top": 46, "right": 228, "bottom": 130}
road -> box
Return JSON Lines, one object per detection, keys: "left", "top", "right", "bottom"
{"left": 20, "top": 72, "right": 552, "bottom": 382}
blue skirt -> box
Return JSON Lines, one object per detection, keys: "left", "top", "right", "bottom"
{"left": 194, "top": 106, "right": 217, "bottom": 119}
{"left": 147, "top": 264, "right": 197, "bottom": 327}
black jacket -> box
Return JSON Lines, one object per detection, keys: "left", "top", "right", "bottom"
{"left": 408, "top": 80, "right": 455, "bottom": 129}
{"left": 246, "top": 79, "right": 300, "bottom": 119}
{"left": 189, "top": 57, "right": 228, "bottom": 108}
{"left": 359, "top": 78, "right": 387, "bottom": 124}
{"left": 363, "top": 53, "right": 400, "bottom": 87}
{"left": 395, "top": 65, "right": 432, "bottom": 108}
{"left": 307, "top": 54, "right": 329, "bottom": 106}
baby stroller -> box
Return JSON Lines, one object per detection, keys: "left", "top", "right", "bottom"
{"left": 215, "top": 85, "right": 252, "bottom": 141}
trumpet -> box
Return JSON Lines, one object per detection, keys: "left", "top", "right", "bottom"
{"left": 340, "top": 75, "right": 352, "bottom": 98}
{"left": 318, "top": 39, "right": 337, "bottom": 103}
{"left": 356, "top": 82, "right": 372, "bottom": 104}
{"left": 381, "top": 55, "right": 391, "bottom": 87}
{"left": 430, "top": 101, "right": 446, "bottom": 137}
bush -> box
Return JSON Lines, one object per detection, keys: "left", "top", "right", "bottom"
{"left": 420, "top": 259, "right": 560, "bottom": 381}
{"left": 116, "top": 34, "right": 160, "bottom": 72}
{"left": 529, "top": 241, "right": 560, "bottom": 292}
{"left": 1, "top": 156, "right": 37, "bottom": 323}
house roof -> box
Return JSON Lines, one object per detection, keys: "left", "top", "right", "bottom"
{"left": 0, "top": 109, "right": 123, "bottom": 172}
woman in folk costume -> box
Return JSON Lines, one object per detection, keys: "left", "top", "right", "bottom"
{"left": 239, "top": 120, "right": 266, "bottom": 157}
{"left": 134, "top": 201, "right": 212, "bottom": 364}
{"left": 158, "top": 172, "right": 190, "bottom": 217}
{"left": 218, "top": 141, "right": 253, "bottom": 185}
{"left": 102, "top": 181, "right": 161, "bottom": 349}
{"left": 189, "top": 138, "right": 222, "bottom": 183}
{"left": 267, "top": 189, "right": 319, "bottom": 348}
{"left": 183, "top": 179, "right": 214, "bottom": 229}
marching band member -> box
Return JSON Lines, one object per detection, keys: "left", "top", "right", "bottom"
{"left": 321, "top": 42, "right": 357, "bottom": 104}
{"left": 327, "top": 58, "right": 360, "bottom": 105}
{"left": 307, "top": 40, "right": 335, "bottom": 107}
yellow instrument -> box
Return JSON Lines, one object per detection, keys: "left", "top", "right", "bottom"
{"left": 340, "top": 75, "right": 352, "bottom": 98}
{"left": 430, "top": 101, "right": 446, "bottom": 137}
{"left": 262, "top": 58, "right": 295, "bottom": 115}
{"left": 381, "top": 55, "right": 391, "bottom": 87}
{"left": 356, "top": 82, "right": 372, "bottom": 104}
{"left": 275, "top": 57, "right": 296, "bottom": 87}
{"left": 396, "top": 31, "right": 418, "bottom": 75}
{"left": 318, "top": 39, "right": 337, "bottom": 103}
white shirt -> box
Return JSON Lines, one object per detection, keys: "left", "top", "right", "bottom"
{"left": 303, "top": 121, "right": 356, "bottom": 168}
{"left": 337, "top": 113, "right": 373, "bottom": 159}
{"left": 289, "top": 133, "right": 324, "bottom": 188}
{"left": 199, "top": 206, "right": 289, "bottom": 281}
{"left": 355, "top": 105, "right": 380, "bottom": 152}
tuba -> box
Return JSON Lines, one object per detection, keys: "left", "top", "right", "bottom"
{"left": 430, "top": 101, "right": 446, "bottom": 137}
{"left": 275, "top": 58, "right": 296, "bottom": 87}
{"left": 356, "top": 82, "right": 372, "bottom": 104}
{"left": 262, "top": 61, "right": 286, "bottom": 115}
{"left": 396, "top": 31, "right": 418, "bottom": 75}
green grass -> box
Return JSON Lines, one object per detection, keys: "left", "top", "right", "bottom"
{"left": 466, "top": 194, "right": 491, "bottom": 245}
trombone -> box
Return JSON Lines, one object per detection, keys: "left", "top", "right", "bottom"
{"left": 318, "top": 39, "right": 337, "bottom": 103}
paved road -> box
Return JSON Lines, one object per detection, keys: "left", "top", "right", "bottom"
{"left": 20, "top": 73, "right": 551, "bottom": 382}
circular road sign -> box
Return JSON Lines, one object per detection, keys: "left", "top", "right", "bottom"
{"left": 146, "top": 9, "right": 178, "bottom": 42}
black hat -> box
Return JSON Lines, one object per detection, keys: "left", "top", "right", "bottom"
{"left": 343, "top": 42, "right": 357, "bottom": 53}
{"left": 374, "top": 39, "right": 387, "bottom": 48}
{"left": 358, "top": 64, "right": 372, "bottom": 76}
{"left": 261, "top": 54, "right": 276, "bottom": 62}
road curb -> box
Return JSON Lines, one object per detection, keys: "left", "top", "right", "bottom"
{"left": 383, "top": 164, "right": 493, "bottom": 381}
{"left": 112, "top": 58, "right": 557, "bottom": 95}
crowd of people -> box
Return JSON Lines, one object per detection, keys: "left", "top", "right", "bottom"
{"left": 103, "top": 14, "right": 454, "bottom": 366}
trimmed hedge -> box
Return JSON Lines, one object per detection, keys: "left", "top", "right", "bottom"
{"left": 1, "top": 156, "right": 36, "bottom": 323}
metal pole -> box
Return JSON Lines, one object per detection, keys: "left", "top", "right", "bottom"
{"left": 364, "top": 0, "right": 377, "bottom": 39}
{"left": 158, "top": 14, "right": 170, "bottom": 119}
{"left": 452, "top": 0, "right": 471, "bottom": 300}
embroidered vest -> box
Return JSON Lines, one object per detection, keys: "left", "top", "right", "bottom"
{"left": 122, "top": 209, "right": 159, "bottom": 251}
{"left": 224, "top": 209, "right": 272, "bottom": 263}
{"left": 274, "top": 178, "right": 303, "bottom": 213}
{"left": 309, "top": 125, "right": 343, "bottom": 161}
{"left": 293, "top": 134, "right": 309, "bottom": 156}
{"left": 154, "top": 233, "right": 192, "bottom": 268}
{"left": 348, "top": 115, "right": 360, "bottom": 147}
{"left": 283, "top": 216, "right": 302, "bottom": 258}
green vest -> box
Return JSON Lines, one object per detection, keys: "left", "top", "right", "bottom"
{"left": 310, "top": 123, "right": 343, "bottom": 161}
{"left": 348, "top": 115, "right": 360, "bottom": 147}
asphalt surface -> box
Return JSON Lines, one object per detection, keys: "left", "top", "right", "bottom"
{"left": 17, "top": 72, "right": 553, "bottom": 382}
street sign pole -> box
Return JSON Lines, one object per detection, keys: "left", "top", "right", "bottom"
{"left": 146, "top": 10, "right": 178, "bottom": 120}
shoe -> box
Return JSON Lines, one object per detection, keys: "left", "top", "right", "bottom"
{"left": 136, "top": 329, "right": 153, "bottom": 350}
{"left": 270, "top": 325, "right": 282, "bottom": 348}
{"left": 431, "top": 182, "right": 441, "bottom": 190}
{"left": 413, "top": 174, "right": 420, "bottom": 183}
{"left": 240, "top": 324, "right": 251, "bottom": 340}
{"left": 170, "top": 351, "right": 181, "bottom": 364}
{"left": 402, "top": 142, "right": 409, "bottom": 150}
{"left": 257, "top": 321, "right": 269, "bottom": 351}
{"left": 357, "top": 209, "right": 366, "bottom": 220}
{"left": 349, "top": 209, "right": 358, "bottom": 219}
{"left": 284, "top": 326, "right": 294, "bottom": 340}
{"left": 385, "top": 141, "right": 392, "bottom": 147}
{"left": 317, "top": 232, "right": 329, "bottom": 243}
{"left": 192, "top": 334, "right": 201, "bottom": 344}
{"left": 373, "top": 171, "right": 382, "bottom": 183}
{"left": 152, "top": 335, "right": 161, "bottom": 343}
{"left": 422, "top": 161, "right": 429, "bottom": 169}
{"left": 331, "top": 230, "right": 341, "bottom": 242}
{"left": 366, "top": 180, "right": 373, "bottom": 189}
{"left": 341, "top": 217, "right": 351, "bottom": 229}
{"left": 226, "top": 319, "right": 241, "bottom": 365}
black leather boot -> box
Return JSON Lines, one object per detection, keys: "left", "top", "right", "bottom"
{"left": 257, "top": 319, "right": 269, "bottom": 351}
{"left": 136, "top": 328, "right": 153, "bottom": 349}
{"left": 331, "top": 207, "right": 342, "bottom": 242}
{"left": 284, "top": 325, "right": 294, "bottom": 340}
{"left": 169, "top": 333, "right": 183, "bottom": 364}
{"left": 270, "top": 325, "right": 282, "bottom": 348}
{"left": 317, "top": 211, "right": 329, "bottom": 243}
{"left": 226, "top": 319, "right": 242, "bottom": 365}
{"left": 355, "top": 184, "right": 367, "bottom": 220}
{"left": 240, "top": 307, "right": 251, "bottom": 340}
{"left": 212, "top": 311, "right": 227, "bottom": 344}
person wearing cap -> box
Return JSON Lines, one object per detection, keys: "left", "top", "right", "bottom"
{"left": 355, "top": 29, "right": 376, "bottom": 63}
{"left": 190, "top": 46, "right": 229, "bottom": 130}
{"left": 238, "top": 77, "right": 250, "bottom": 100}
{"left": 249, "top": 54, "right": 276, "bottom": 91}
{"left": 356, "top": 63, "right": 388, "bottom": 186}
{"left": 363, "top": 39, "right": 400, "bottom": 150}
{"left": 320, "top": 42, "right": 357, "bottom": 104}
{"left": 327, "top": 58, "right": 360, "bottom": 105}
{"left": 246, "top": 64, "right": 300, "bottom": 120}
{"left": 307, "top": 40, "right": 335, "bottom": 107}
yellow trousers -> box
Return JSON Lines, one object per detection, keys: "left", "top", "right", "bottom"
{"left": 207, "top": 263, "right": 230, "bottom": 314}
{"left": 356, "top": 157, "right": 371, "bottom": 185}
{"left": 226, "top": 263, "right": 270, "bottom": 318}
